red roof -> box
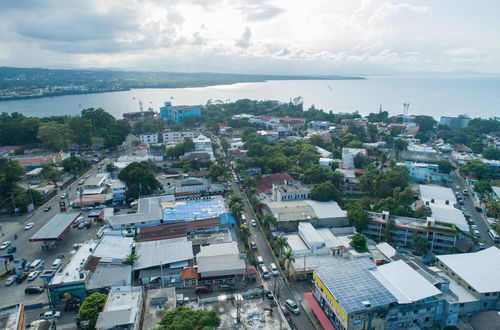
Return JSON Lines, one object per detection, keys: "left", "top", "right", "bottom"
{"left": 181, "top": 267, "right": 199, "bottom": 280}
{"left": 255, "top": 173, "right": 294, "bottom": 192}
{"left": 303, "top": 292, "right": 336, "bottom": 330}
{"left": 246, "top": 266, "right": 257, "bottom": 275}
{"left": 136, "top": 217, "right": 220, "bottom": 242}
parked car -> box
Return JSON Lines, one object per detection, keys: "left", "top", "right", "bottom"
{"left": 285, "top": 299, "right": 300, "bottom": 315}
{"left": 471, "top": 224, "right": 478, "bottom": 230}
{"left": 251, "top": 219, "right": 257, "bottom": 227}
{"left": 60, "top": 193, "right": 67, "bottom": 199}
{"left": 219, "top": 284, "right": 236, "bottom": 292}
{"left": 477, "top": 243, "right": 486, "bottom": 250}
{"left": 24, "top": 222, "right": 35, "bottom": 230}
{"left": 25, "top": 286, "right": 45, "bottom": 294}
{"left": 78, "top": 180, "right": 84, "bottom": 185}
{"left": 77, "top": 222, "right": 87, "bottom": 229}
{"left": 475, "top": 206, "right": 483, "bottom": 213}
{"left": 7, "top": 246, "right": 16, "bottom": 254}
{"left": 43, "top": 205, "right": 52, "bottom": 212}
{"left": 39, "top": 311, "right": 61, "bottom": 320}
{"left": 0, "top": 241, "right": 11, "bottom": 250}
{"left": 27, "top": 271, "right": 40, "bottom": 281}
{"left": 195, "top": 286, "right": 213, "bottom": 294}
{"left": 487, "top": 218, "right": 497, "bottom": 225}
{"left": 250, "top": 241, "right": 257, "bottom": 250}
{"left": 473, "top": 230, "right": 481, "bottom": 238}
{"left": 16, "top": 273, "right": 27, "bottom": 284}
{"left": 4, "top": 275, "right": 17, "bottom": 286}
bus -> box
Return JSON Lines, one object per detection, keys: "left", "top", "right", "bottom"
{"left": 488, "top": 229, "right": 500, "bottom": 243}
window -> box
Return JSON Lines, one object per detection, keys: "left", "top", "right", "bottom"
{"left": 459, "top": 303, "right": 464, "bottom": 307}
{"left": 485, "top": 293, "right": 490, "bottom": 297}
{"left": 425, "top": 317, "right": 430, "bottom": 322}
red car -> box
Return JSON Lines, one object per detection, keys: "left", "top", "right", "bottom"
{"left": 195, "top": 286, "right": 213, "bottom": 294}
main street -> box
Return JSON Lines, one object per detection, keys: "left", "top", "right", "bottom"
{"left": 450, "top": 170, "right": 494, "bottom": 245}
{"left": 0, "top": 158, "right": 106, "bottom": 309}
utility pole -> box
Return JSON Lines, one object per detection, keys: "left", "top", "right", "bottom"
{"left": 160, "top": 260, "right": 164, "bottom": 288}
{"left": 27, "top": 183, "right": 35, "bottom": 211}
{"left": 11, "top": 193, "right": 17, "bottom": 215}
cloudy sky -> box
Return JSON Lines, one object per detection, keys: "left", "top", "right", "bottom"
{"left": 0, "top": 0, "right": 498, "bottom": 74}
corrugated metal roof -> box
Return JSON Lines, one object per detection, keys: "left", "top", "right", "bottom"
{"left": 134, "top": 237, "right": 193, "bottom": 270}
{"left": 30, "top": 213, "right": 81, "bottom": 241}
{"left": 86, "top": 264, "right": 132, "bottom": 290}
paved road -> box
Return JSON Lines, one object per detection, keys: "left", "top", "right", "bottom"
{"left": 450, "top": 170, "right": 494, "bottom": 246}
{"left": 0, "top": 160, "right": 105, "bottom": 309}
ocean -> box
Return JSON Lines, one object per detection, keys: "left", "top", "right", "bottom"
{"left": 0, "top": 75, "right": 499, "bottom": 119}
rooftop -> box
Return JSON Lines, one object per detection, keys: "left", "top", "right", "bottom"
{"left": 437, "top": 247, "right": 500, "bottom": 293}
{"left": 51, "top": 240, "right": 98, "bottom": 285}
{"left": 0, "top": 304, "right": 23, "bottom": 330}
{"left": 419, "top": 184, "right": 456, "bottom": 203}
{"left": 315, "top": 259, "right": 397, "bottom": 315}
{"left": 142, "top": 287, "right": 177, "bottom": 330}
{"left": 96, "top": 286, "right": 143, "bottom": 328}
{"left": 196, "top": 242, "right": 246, "bottom": 277}
{"left": 373, "top": 260, "right": 441, "bottom": 304}
{"left": 84, "top": 174, "right": 107, "bottom": 187}
{"left": 161, "top": 196, "right": 227, "bottom": 222}
{"left": 86, "top": 264, "right": 132, "bottom": 290}
{"left": 30, "top": 212, "right": 81, "bottom": 241}
{"left": 265, "top": 200, "right": 346, "bottom": 222}
{"left": 92, "top": 236, "right": 133, "bottom": 260}
{"left": 134, "top": 237, "right": 193, "bottom": 270}
{"left": 255, "top": 173, "right": 294, "bottom": 192}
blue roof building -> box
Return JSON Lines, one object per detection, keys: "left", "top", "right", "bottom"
{"left": 160, "top": 102, "right": 201, "bottom": 124}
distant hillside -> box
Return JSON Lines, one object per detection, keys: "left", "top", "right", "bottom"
{"left": 0, "top": 66, "right": 364, "bottom": 90}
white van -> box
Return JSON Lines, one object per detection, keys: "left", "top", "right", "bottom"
{"left": 257, "top": 256, "right": 264, "bottom": 267}
{"left": 29, "top": 259, "right": 44, "bottom": 270}
{"left": 270, "top": 263, "right": 279, "bottom": 276}
{"left": 51, "top": 259, "right": 62, "bottom": 270}
{"left": 261, "top": 266, "right": 270, "bottom": 279}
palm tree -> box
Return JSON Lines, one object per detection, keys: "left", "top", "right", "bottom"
{"left": 487, "top": 201, "right": 500, "bottom": 219}
{"left": 262, "top": 214, "right": 277, "bottom": 231}
{"left": 274, "top": 236, "right": 289, "bottom": 259}
{"left": 240, "top": 223, "right": 250, "bottom": 243}
{"left": 230, "top": 202, "right": 244, "bottom": 221}
{"left": 283, "top": 249, "right": 295, "bottom": 277}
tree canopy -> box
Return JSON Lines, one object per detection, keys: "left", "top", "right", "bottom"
{"left": 437, "top": 160, "right": 454, "bottom": 174}
{"left": 350, "top": 233, "right": 368, "bottom": 253}
{"left": 460, "top": 159, "right": 489, "bottom": 179}
{"left": 310, "top": 181, "right": 342, "bottom": 202}
{"left": 157, "top": 306, "right": 221, "bottom": 330}
{"left": 118, "top": 161, "right": 160, "bottom": 199}
{"left": 78, "top": 292, "right": 107, "bottom": 327}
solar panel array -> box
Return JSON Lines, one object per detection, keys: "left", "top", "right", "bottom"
{"left": 316, "top": 259, "right": 397, "bottom": 315}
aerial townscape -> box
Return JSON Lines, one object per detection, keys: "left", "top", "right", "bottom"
{"left": 1, "top": 2, "right": 500, "bottom": 330}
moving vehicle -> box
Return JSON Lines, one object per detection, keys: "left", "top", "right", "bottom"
{"left": 477, "top": 242, "right": 486, "bottom": 250}
{"left": 219, "top": 284, "right": 236, "bottom": 292}
{"left": 250, "top": 241, "right": 257, "bottom": 250}
{"left": 60, "top": 193, "right": 67, "bottom": 199}
{"left": 471, "top": 224, "right": 478, "bottom": 230}
{"left": 24, "top": 222, "right": 34, "bottom": 230}
{"left": 285, "top": 299, "right": 300, "bottom": 315}
{"left": 195, "top": 286, "right": 213, "bottom": 294}
{"left": 7, "top": 246, "right": 16, "bottom": 254}
{"left": 27, "top": 271, "right": 40, "bottom": 281}
{"left": 241, "top": 214, "right": 246, "bottom": 221}
{"left": 475, "top": 206, "right": 483, "bottom": 213}
{"left": 39, "top": 311, "right": 61, "bottom": 320}
{"left": 463, "top": 190, "right": 469, "bottom": 196}
{"left": 280, "top": 305, "right": 291, "bottom": 320}
{"left": 270, "top": 263, "right": 279, "bottom": 276}
{"left": 4, "top": 275, "right": 16, "bottom": 286}
{"left": 257, "top": 256, "right": 264, "bottom": 268}
{"left": 261, "top": 265, "right": 270, "bottom": 279}
{"left": 0, "top": 241, "right": 11, "bottom": 250}
{"left": 25, "top": 286, "right": 45, "bottom": 294}
{"left": 29, "top": 259, "right": 44, "bottom": 270}
{"left": 44, "top": 205, "right": 52, "bottom": 212}
{"left": 78, "top": 180, "right": 84, "bottom": 185}
{"left": 251, "top": 219, "right": 257, "bottom": 227}
{"left": 473, "top": 230, "right": 481, "bottom": 238}
{"left": 52, "top": 258, "right": 62, "bottom": 270}
{"left": 488, "top": 229, "right": 500, "bottom": 243}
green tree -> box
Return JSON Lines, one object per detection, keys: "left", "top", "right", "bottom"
{"left": 383, "top": 218, "right": 396, "bottom": 242}
{"left": 274, "top": 236, "right": 289, "bottom": 259}
{"left": 123, "top": 252, "right": 138, "bottom": 265}
{"left": 460, "top": 159, "right": 489, "bottom": 179}
{"left": 240, "top": 223, "right": 250, "bottom": 244}
{"left": 283, "top": 249, "right": 295, "bottom": 276}
{"left": 437, "top": 160, "right": 455, "bottom": 174}
{"left": 106, "top": 164, "right": 118, "bottom": 173}
{"left": 230, "top": 201, "right": 244, "bottom": 220}
{"left": 208, "top": 163, "right": 228, "bottom": 181}
{"left": 350, "top": 233, "right": 368, "bottom": 252}
{"left": 118, "top": 161, "right": 160, "bottom": 199}
{"left": 157, "top": 306, "right": 220, "bottom": 330}
{"left": 310, "top": 181, "right": 342, "bottom": 202}
{"left": 413, "top": 206, "right": 432, "bottom": 219}
{"left": 40, "top": 164, "right": 61, "bottom": 186}
{"left": 78, "top": 292, "right": 107, "bottom": 328}
{"left": 486, "top": 201, "right": 500, "bottom": 218}
{"left": 62, "top": 156, "right": 89, "bottom": 175}
{"left": 81, "top": 107, "right": 115, "bottom": 133}
{"left": 483, "top": 148, "right": 500, "bottom": 161}
{"left": 67, "top": 116, "right": 92, "bottom": 146}
{"left": 37, "top": 121, "right": 69, "bottom": 151}
{"left": 474, "top": 180, "right": 492, "bottom": 194}
{"left": 393, "top": 139, "right": 408, "bottom": 159}
{"left": 347, "top": 206, "right": 370, "bottom": 232}
{"left": 353, "top": 153, "right": 371, "bottom": 169}
{"left": 414, "top": 115, "right": 437, "bottom": 133}
{"left": 262, "top": 213, "right": 277, "bottom": 230}
{"left": 300, "top": 165, "right": 343, "bottom": 187}
{"left": 412, "top": 233, "right": 430, "bottom": 256}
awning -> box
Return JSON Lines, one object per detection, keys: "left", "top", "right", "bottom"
{"left": 303, "top": 292, "right": 336, "bottom": 330}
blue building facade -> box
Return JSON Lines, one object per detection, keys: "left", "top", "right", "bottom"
{"left": 160, "top": 102, "right": 202, "bottom": 124}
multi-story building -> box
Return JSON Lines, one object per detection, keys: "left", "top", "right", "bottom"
{"left": 439, "top": 116, "right": 470, "bottom": 131}
{"left": 162, "top": 130, "right": 198, "bottom": 145}
{"left": 96, "top": 286, "right": 144, "bottom": 330}
{"left": 363, "top": 211, "right": 458, "bottom": 254}
{"left": 313, "top": 258, "right": 444, "bottom": 330}
{"left": 399, "top": 161, "right": 450, "bottom": 183}
{"left": 193, "top": 135, "right": 212, "bottom": 152}
{"left": 159, "top": 102, "right": 201, "bottom": 124}
{"left": 436, "top": 247, "right": 500, "bottom": 314}
{"left": 139, "top": 133, "right": 159, "bottom": 144}
{"left": 342, "top": 148, "right": 367, "bottom": 168}
{"left": 271, "top": 181, "right": 310, "bottom": 202}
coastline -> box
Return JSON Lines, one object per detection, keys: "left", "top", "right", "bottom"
{"left": 0, "top": 76, "right": 364, "bottom": 102}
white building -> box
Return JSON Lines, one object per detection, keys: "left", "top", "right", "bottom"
{"left": 271, "top": 182, "right": 310, "bottom": 202}
{"left": 193, "top": 135, "right": 212, "bottom": 152}
{"left": 96, "top": 286, "right": 144, "bottom": 330}
{"left": 139, "top": 133, "right": 159, "bottom": 144}
{"left": 342, "top": 148, "right": 367, "bottom": 168}
{"left": 162, "top": 130, "right": 198, "bottom": 145}
{"left": 419, "top": 184, "right": 468, "bottom": 231}
{"left": 319, "top": 158, "right": 333, "bottom": 167}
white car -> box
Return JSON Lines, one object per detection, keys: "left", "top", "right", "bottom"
{"left": 270, "top": 263, "right": 279, "bottom": 276}
{"left": 25, "top": 223, "right": 35, "bottom": 230}
{"left": 4, "top": 275, "right": 16, "bottom": 286}
{"left": 285, "top": 299, "right": 300, "bottom": 315}
{"left": 27, "top": 271, "right": 40, "bottom": 281}
{"left": 60, "top": 193, "right": 67, "bottom": 199}
{"left": 251, "top": 219, "right": 257, "bottom": 227}
{"left": 473, "top": 230, "right": 481, "bottom": 238}
{"left": 39, "top": 311, "right": 61, "bottom": 320}
{"left": 0, "top": 241, "right": 11, "bottom": 250}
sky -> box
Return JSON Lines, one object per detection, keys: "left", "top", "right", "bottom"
{"left": 0, "top": 0, "right": 499, "bottom": 75}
